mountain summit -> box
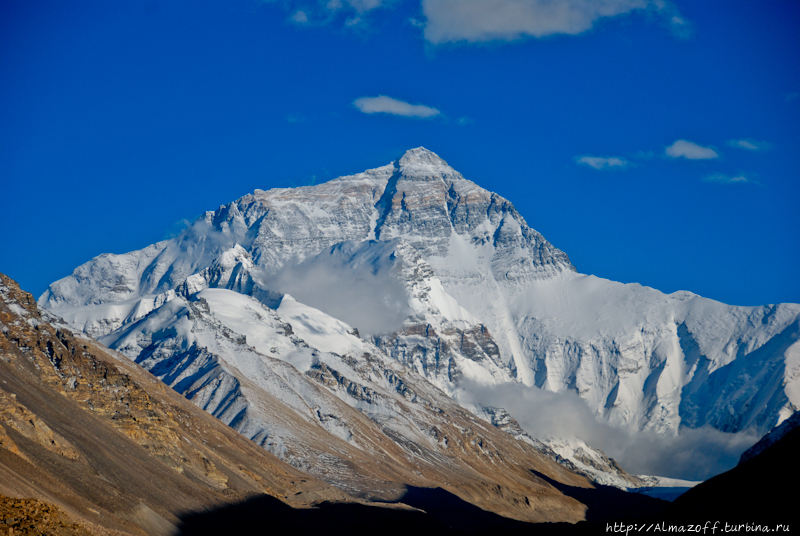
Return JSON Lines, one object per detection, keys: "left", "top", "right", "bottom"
{"left": 40, "top": 147, "right": 574, "bottom": 309}
{"left": 396, "top": 146, "right": 462, "bottom": 180}
{"left": 39, "top": 148, "right": 800, "bottom": 485}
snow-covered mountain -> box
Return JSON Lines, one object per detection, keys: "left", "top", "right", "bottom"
{"left": 96, "top": 284, "right": 590, "bottom": 514}
{"left": 40, "top": 147, "right": 800, "bottom": 487}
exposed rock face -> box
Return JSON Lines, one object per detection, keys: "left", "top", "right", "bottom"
{"left": 0, "top": 494, "right": 94, "bottom": 536}
{"left": 0, "top": 388, "right": 80, "bottom": 462}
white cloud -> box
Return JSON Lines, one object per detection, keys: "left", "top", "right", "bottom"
{"left": 785, "top": 92, "right": 799, "bottom": 102}
{"left": 457, "top": 379, "right": 759, "bottom": 481}
{"left": 665, "top": 139, "right": 719, "bottom": 160}
{"left": 727, "top": 139, "right": 771, "bottom": 151}
{"left": 345, "top": 0, "right": 386, "bottom": 12}
{"left": 291, "top": 10, "right": 309, "bottom": 24}
{"left": 655, "top": 0, "right": 693, "bottom": 39}
{"left": 576, "top": 155, "right": 629, "bottom": 170}
{"left": 421, "top": 0, "right": 688, "bottom": 44}
{"left": 354, "top": 95, "right": 441, "bottom": 118}
{"left": 284, "top": 0, "right": 391, "bottom": 28}
{"left": 457, "top": 116, "right": 473, "bottom": 125}
{"left": 322, "top": 0, "right": 389, "bottom": 12}
{"left": 703, "top": 173, "right": 756, "bottom": 185}
{"left": 255, "top": 241, "right": 411, "bottom": 335}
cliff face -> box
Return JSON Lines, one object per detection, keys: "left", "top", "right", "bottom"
{"left": 0, "top": 273, "right": 348, "bottom": 535}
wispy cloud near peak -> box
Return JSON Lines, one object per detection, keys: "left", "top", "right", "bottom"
{"left": 353, "top": 95, "right": 441, "bottom": 118}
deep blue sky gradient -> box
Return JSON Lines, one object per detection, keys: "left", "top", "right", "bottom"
{"left": 1, "top": 0, "right": 798, "bottom": 306}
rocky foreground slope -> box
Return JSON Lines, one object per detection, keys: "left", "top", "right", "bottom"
{"left": 0, "top": 273, "right": 356, "bottom": 534}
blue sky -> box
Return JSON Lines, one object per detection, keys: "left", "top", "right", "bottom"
{"left": 1, "top": 0, "right": 798, "bottom": 306}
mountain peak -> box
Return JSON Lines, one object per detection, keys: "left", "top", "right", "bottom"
{"left": 399, "top": 147, "right": 447, "bottom": 166}
{"left": 397, "top": 147, "right": 462, "bottom": 181}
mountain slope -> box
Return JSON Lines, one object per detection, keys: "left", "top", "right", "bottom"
{"left": 0, "top": 273, "right": 354, "bottom": 534}
{"left": 98, "top": 284, "right": 591, "bottom": 522}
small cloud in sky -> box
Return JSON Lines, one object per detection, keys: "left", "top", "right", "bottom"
{"left": 291, "top": 10, "right": 309, "bottom": 24}
{"left": 421, "top": 0, "right": 689, "bottom": 44}
{"left": 632, "top": 150, "right": 656, "bottom": 160}
{"left": 667, "top": 15, "right": 692, "bottom": 39}
{"left": 354, "top": 95, "right": 441, "bottom": 118}
{"left": 785, "top": 92, "right": 799, "bottom": 102}
{"left": 703, "top": 173, "right": 757, "bottom": 185}
{"left": 322, "top": 0, "right": 389, "bottom": 12}
{"left": 658, "top": 1, "right": 694, "bottom": 39}
{"left": 665, "top": 139, "right": 719, "bottom": 160}
{"left": 286, "top": 113, "right": 305, "bottom": 123}
{"left": 576, "top": 155, "right": 629, "bottom": 170}
{"left": 457, "top": 116, "right": 473, "bottom": 125}
{"left": 286, "top": 0, "right": 392, "bottom": 28}
{"left": 346, "top": 0, "right": 387, "bottom": 12}
{"left": 727, "top": 139, "right": 771, "bottom": 151}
